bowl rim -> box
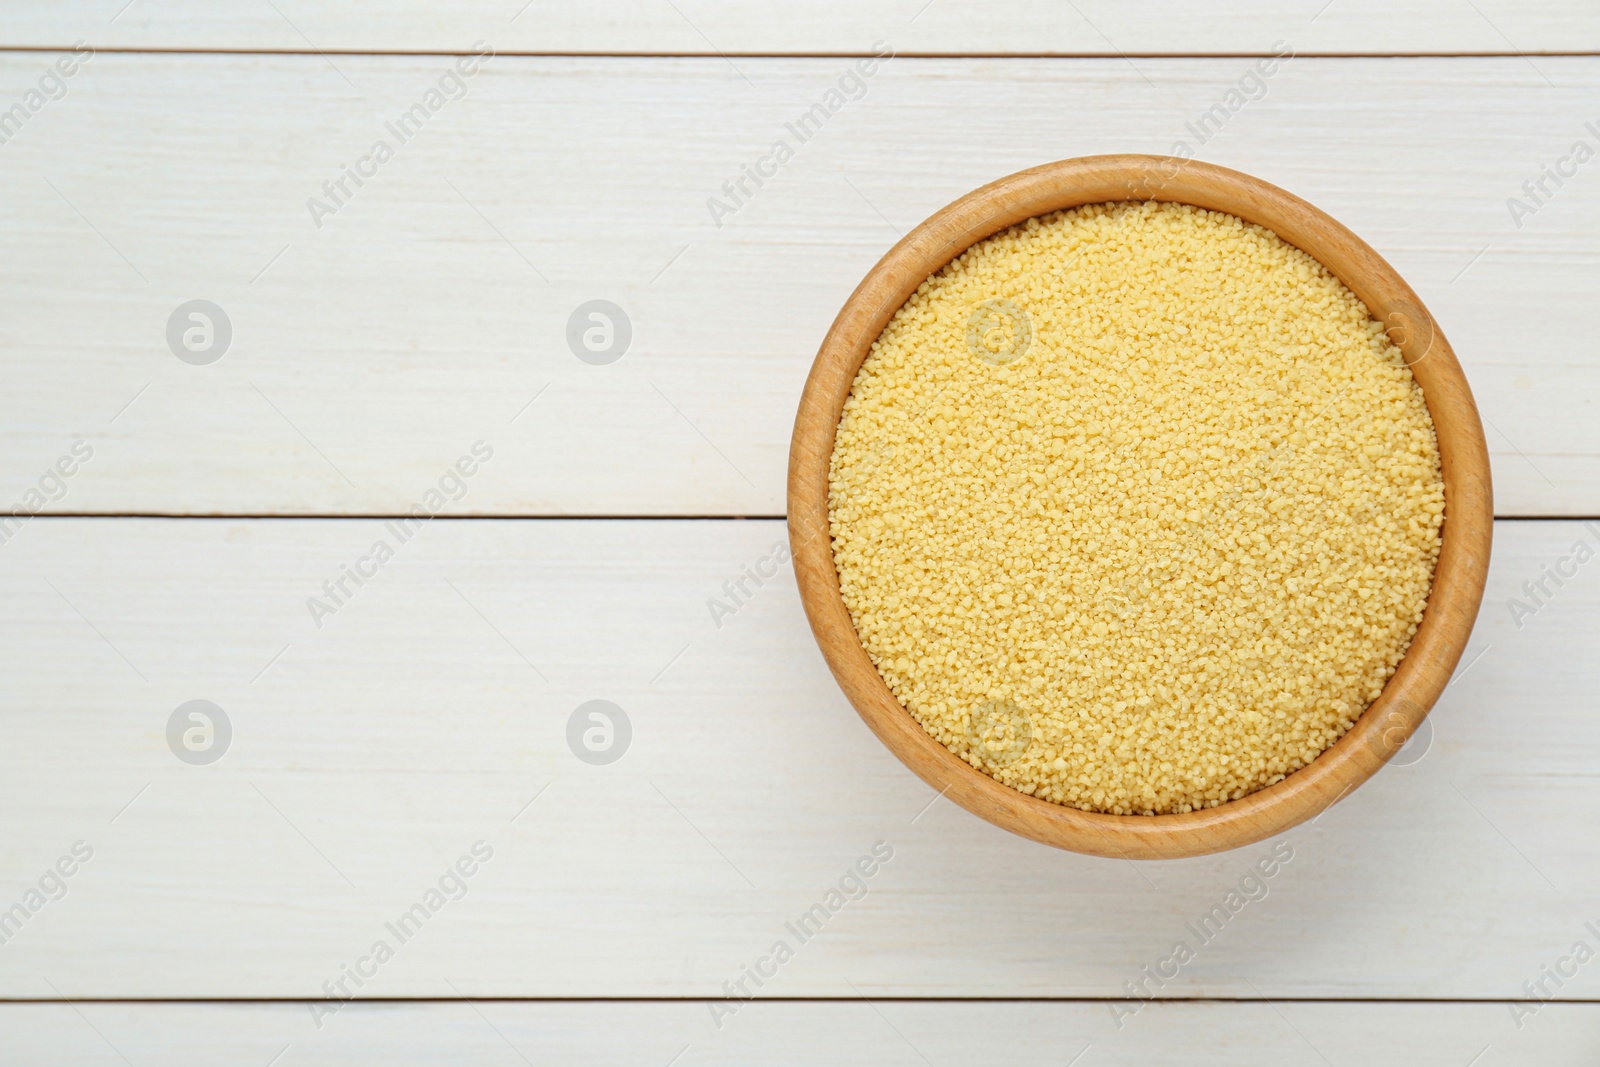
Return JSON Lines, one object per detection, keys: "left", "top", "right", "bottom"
{"left": 786, "top": 154, "right": 1493, "bottom": 859}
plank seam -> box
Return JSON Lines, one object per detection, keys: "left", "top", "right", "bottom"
{"left": 1, "top": 48, "right": 1598, "bottom": 59}
{"left": 0, "top": 996, "right": 1588, "bottom": 1004}
{"left": 19, "top": 514, "right": 1600, "bottom": 522}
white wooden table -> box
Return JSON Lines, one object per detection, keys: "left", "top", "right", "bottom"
{"left": 2, "top": 4, "right": 1599, "bottom": 1063}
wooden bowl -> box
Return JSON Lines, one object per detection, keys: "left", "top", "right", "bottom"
{"left": 788, "top": 155, "right": 1493, "bottom": 859}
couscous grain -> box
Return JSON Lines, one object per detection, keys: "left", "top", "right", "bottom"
{"left": 828, "top": 201, "right": 1444, "bottom": 815}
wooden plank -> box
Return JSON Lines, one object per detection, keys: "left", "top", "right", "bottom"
{"left": 0, "top": 516, "right": 1595, "bottom": 998}
{"left": 0, "top": 55, "right": 1596, "bottom": 517}
{"left": 4, "top": 1, "right": 1598, "bottom": 56}
{"left": 1, "top": 1000, "right": 1597, "bottom": 1066}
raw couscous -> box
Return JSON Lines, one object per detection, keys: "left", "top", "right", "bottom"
{"left": 828, "top": 200, "right": 1444, "bottom": 816}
